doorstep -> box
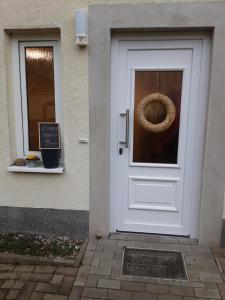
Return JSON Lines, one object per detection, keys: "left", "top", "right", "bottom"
{"left": 109, "top": 232, "right": 198, "bottom": 245}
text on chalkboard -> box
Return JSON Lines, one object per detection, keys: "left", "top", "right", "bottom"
{"left": 39, "top": 123, "right": 60, "bottom": 149}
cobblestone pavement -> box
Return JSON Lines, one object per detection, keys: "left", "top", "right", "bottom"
{"left": 1, "top": 233, "right": 225, "bottom": 299}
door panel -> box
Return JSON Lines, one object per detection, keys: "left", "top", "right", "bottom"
{"left": 128, "top": 177, "right": 180, "bottom": 211}
{"left": 110, "top": 36, "right": 209, "bottom": 237}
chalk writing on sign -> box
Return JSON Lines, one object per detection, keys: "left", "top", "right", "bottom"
{"left": 39, "top": 123, "right": 60, "bottom": 149}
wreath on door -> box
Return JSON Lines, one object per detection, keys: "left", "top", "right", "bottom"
{"left": 137, "top": 92, "right": 176, "bottom": 133}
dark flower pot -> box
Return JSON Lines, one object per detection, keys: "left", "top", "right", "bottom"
{"left": 41, "top": 149, "right": 60, "bottom": 169}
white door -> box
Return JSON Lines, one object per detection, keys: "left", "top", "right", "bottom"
{"left": 110, "top": 34, "right": 210, "bottom": 237}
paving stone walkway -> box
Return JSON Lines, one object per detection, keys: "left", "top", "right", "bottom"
{"left": 0, "top": 263, "right": 78, "bottom": 300}
{"left": 1, "top": 233, "right": 225, "bottom": 299}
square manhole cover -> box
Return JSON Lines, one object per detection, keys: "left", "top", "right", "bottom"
{"left": 122, "top": 247, "right": 187, "bottom": 280}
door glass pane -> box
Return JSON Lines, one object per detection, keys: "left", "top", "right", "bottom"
{"left": 133, "top": 71, "right": 183, "bottom": 164}
{"left": 25, "top": 47, "right": 55, "bottom": 151}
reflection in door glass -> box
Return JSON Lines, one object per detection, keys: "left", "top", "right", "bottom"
{"left": 133, "top": 71, "right": 183, "bottom": 164}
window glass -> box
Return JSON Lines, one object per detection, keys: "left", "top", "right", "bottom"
{"left": 25, "top": 47, "right": 55, "bottom": 151}
{"left": 133, "top": 71, "right": 183, "bottom": 164}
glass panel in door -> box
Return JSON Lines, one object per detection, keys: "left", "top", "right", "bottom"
{"left": 133, "top": 71, "right": 183, "bottom": 164}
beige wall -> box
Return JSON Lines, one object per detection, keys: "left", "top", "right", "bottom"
{"left": 0, "top": 0, "right": 222, "bottom": 212}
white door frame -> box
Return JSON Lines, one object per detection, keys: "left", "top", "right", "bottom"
{"left": 110, "top": 32, "right": 211, "bottom": 239}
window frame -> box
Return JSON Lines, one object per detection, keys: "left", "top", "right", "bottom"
{"left": 12, "top": 35, "right": 63, "bottom": 159}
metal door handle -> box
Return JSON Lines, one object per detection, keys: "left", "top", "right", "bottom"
{"left": 119, "top": 109, "right": 129, "bottom": 148}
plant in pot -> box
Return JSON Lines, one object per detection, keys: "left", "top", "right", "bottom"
{"left": 25, "top": 154, "right": 40, "bottom": 168}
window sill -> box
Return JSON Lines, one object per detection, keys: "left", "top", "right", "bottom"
{"left": 7, "top": 164, "right": 64, "bottom": 174}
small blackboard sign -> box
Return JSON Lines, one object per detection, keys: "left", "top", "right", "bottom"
{"left": 38, "top": 122, "right": 60, "bottom": 150}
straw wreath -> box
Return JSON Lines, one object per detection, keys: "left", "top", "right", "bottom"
{"left": 137, "top": 92, "right": 176, "bottom": 133}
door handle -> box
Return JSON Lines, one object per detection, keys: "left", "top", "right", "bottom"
{"left": 119, "top": 109, "right": 129, "bottom": 148}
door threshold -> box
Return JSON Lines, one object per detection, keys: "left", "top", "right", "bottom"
{"left": 109, "top": 231, "right": 198, "bottom": 245}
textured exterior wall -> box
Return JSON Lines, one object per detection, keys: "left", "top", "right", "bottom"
{"left": 0, "top": 0, "right": 223, "bottom": 212}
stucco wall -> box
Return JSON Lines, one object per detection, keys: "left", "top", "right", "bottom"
{"left": 0, "top": 0, "right": 223, "bottom": 212}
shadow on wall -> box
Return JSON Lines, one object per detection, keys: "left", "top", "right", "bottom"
{"left": 220, "top": 220, "right": 225, "bottom": 248}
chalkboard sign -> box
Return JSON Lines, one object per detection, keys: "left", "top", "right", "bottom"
{"left": 38, "top": 122, "right": 60, "bottom": 149}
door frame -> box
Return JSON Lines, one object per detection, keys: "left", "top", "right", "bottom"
{"left": 109, "top": 33, "right": 211, "bottom": 238}
{"left": 89, "top": 2, "right": 225, "bottom": 245}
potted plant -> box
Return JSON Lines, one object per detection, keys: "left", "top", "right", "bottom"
{"left": 25, "top": 154, "right": 40, "bottom": 168}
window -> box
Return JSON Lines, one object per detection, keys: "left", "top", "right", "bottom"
{"left": 13, "top": 37, "right": 63, "bottom": 157}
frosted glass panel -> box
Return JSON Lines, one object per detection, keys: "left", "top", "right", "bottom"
{"left": 25, "top": 47, "right": 55, "bottom": 151}
{"left": 133, "top": 71, "right": 183, "bottom": 164}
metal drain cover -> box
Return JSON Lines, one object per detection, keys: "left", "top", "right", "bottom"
{"left": 122, "top": 247, "right": 187, "bottom": 280}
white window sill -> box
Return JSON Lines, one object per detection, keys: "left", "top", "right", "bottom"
{"left": 7, "top": 164, "right": 64, "bottom": 174}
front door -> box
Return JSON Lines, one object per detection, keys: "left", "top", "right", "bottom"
{"left": 110, "top": 34, "right": 210, "bottom": 237}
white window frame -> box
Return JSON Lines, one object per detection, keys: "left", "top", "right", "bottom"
{"left": 12, "top": 35, "right": 63, "bottom": 160}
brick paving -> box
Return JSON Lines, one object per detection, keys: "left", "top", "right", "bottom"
{"left": 0, "top": 263, "right": 78, "bottom": 299}
{"left": 1, "top": 233, "right": 225, "bottom": 299}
